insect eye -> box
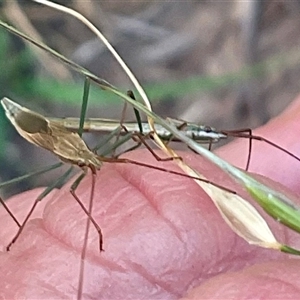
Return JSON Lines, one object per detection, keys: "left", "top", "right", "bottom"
{"left": 77, "top": 160, "right": 86, "bottom": 167}
{"left": 202, "top": 126, "right": 212, "bottom": 132}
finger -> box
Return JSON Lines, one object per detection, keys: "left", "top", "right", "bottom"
{"left": 180, "top": 259, "right": 300, "bottom": 299}
{"left": 1, "top": 96, "right": 300, "bottom": 298}
{"left": 0, "top": 149, "right": 292, "bottom": 299}
{"left": 179, "top": 96, "right": 300, "bottom": 299}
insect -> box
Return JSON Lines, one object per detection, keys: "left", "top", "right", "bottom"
{"left": 48, "top": 113, "right": 300, "bottom": 171}
{"left": 48, "top": 116, "right": 227, "bottom": 144}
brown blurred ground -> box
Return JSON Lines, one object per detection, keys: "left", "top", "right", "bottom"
{"left": 12, "top": 0, "right": 300, "bottom": 128}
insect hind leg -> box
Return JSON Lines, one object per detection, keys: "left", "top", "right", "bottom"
{"left": 72, "top": 167, "right": 99, "bottom": 300}
{"left": 69, "top": 168, "right": 104, "bottom": 252}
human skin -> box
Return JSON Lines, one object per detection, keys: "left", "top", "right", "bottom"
{"left": 1, "top": 96, "right": 300, "bottom": 299}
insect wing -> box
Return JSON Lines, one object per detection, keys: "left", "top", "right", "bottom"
{"left": 1, "top": 98, "right": 101, "bottom": 168}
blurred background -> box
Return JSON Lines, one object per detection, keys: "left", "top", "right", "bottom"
{"left": 1, "top": 0, "right": 300, "bottom": 196}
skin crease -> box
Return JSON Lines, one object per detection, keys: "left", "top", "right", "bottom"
{"left": 1, "top": 96, "right": 300, "bottom": 299}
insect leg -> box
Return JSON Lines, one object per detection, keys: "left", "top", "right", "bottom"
{"left": 70, "top": 168, "right": 104, "bottom": 252}
{"left": 73, "top": 167, "right": 97, "bottom": 300}
{"left": 221, "top": 129, "right": 253, "bottom": 171}
{"left": 78, "top": 77, "right": 91, "bottom": 138}
{"left": 0, "top": 162, "right": 63, "bottom": 229}
{"left": 222, "top": 128, "right": 300, "bottom": 171}
{"left": 127, "top": 130, "right": 181, "bottom": 162}
{"left": 127, "top": 90, "right": 143, "bottom": 135}
{"left": 6, "top": 166, "right": 73, "bottom": 251}
{"left": 99, "top": 156, "right": 236, "bottom": 194}
{"left": 0, "top": 197, "right": 21, "bottom": 227}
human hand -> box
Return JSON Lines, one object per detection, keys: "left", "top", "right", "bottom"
{"left": 1, "top": 96, "right": 300, "bottom": 299}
